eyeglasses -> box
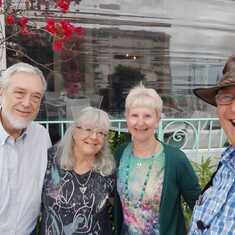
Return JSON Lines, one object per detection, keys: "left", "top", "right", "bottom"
{"left": 76, "top": 126, "right": 107, "bottom": 138}
{"left": 216, "top": 93, "right": 235, "bottom": 105}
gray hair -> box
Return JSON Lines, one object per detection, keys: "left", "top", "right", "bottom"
{"left": 1, "top": 62, "right": 47, "bottom": 93}
{"left": 125, "top": 84, "right": 163, "bottom": 115}
{"left": 57, "top": 106, "right": 115, "bottom": 176}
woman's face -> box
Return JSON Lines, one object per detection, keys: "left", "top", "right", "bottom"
{"left": 126, "top": 106, "right": 160, "bottom": 143}
{"left": 72, "top": 124, "right": 107, "bottom": 157}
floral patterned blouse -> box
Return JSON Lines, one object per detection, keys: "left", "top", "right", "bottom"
{"left": 117, "top": 143, "right": 165, "bottom": 235}
{"left": 40, "top": 147, "right": 115, "bottom": 235}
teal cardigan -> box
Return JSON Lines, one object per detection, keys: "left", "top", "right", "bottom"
{"left": 113, "top": 142, "right": 200, "bottom": 235}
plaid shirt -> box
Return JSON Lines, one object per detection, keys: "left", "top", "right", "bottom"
{"left": 188, "top": 145, "right": 235, "bottom": 235}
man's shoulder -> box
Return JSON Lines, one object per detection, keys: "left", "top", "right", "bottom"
{"left": 26, "top": 122, "right": 51, "bottom": 147}
{"left": 28, "top": 122, "right": 49, "bottom": 135}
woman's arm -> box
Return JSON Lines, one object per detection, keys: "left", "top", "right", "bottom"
{"left": 177, "top": 151, "right": 201, "bottom": 210}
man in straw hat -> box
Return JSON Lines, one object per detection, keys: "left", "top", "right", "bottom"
{"left": 188, "top": 71, "right": 235, "bottom": 234}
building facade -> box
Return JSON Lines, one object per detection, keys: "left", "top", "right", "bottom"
{"left": 3, "top": 0, "right": 235, "bottom": 120}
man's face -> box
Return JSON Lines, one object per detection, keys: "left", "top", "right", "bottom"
{"left": 216, "top": 86, "right": 235, "bottom": 146}
{"left": 0, "top": 72, "right": 44, "bottom": 129}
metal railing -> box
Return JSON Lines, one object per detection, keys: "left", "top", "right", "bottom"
{"left": 38, "top": 118, "right": 227, "bottom": 161}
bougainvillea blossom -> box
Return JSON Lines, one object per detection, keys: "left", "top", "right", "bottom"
{"left": 18, "top": 16, "right": 28, "bottom": 27}
{"left": 53, "top": 39, "right": 65, "bottom": 52}
{"left": 56, "top": 0, "right": 71, "bottom": 12}
{"left": 19, "top": 26, "right": 30, "bottom": 35}
{"left": 60, "top": 20, "right": 74, "bottom": 39}
{"left": 6, "top": 15, "right": 15, "bottom": 25}
{"left": 4, "top": 0, "right": 84, "bottom": 52}
{"left": 45, "top": 18, "right": 85, "bottom": 51}
{"left": 46, "top": 19, "right": 58, "bottom": 35}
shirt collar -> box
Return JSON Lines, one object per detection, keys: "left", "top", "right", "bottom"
{"left": 0, "top": 121, "right": 10, "bottom": 145}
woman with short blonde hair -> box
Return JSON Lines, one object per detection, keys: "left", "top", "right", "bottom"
{"left": 125, "top": 84, "right": 163, "bottom": 115}
{"left": 114, "top": 84, "right": 200, "bottom": 235}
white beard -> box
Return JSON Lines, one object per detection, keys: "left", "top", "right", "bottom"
{"left": 1, "top": 108, "right": 31, "bottom": 130}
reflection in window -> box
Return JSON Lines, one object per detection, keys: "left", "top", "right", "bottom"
{"left": 5, "top": 10, "right": 222, "bottom": 120}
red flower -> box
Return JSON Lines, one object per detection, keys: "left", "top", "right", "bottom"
{"left": 6, "top": 15, "right": 15, "bottom": 25}
{"left": 18, "top": 16, "right": 28, "bottom": 27}
{"left": 53, "top": 39, "right": 64, "bottom": 51}
{"left": 74, "top": 26, "right": 85, "bottom": 39}
{"left": 20, "top": 26, "right": 30, "bottom": 35}
{"left": 60, "top": 20, "right": 74, "bottom": 39}
{"left": 57, "top": 0, "right": 71, "bottom": 12}
{"left": 45, "top": 19, "right": 57, "bottom": 35}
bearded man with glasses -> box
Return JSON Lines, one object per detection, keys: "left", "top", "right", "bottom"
{"left": 0, "top": 63, "right": 52, "bottom": 235}
{"left": 189, "top": 71, "right": 235, "bottom": 235}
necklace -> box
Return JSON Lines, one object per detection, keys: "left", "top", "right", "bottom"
{"left": 136, "top": 161, "right": 143, "bottom": 168}
{"left": 73, "top": 170, "right": 92, "bottom": 194}
{"left": 123, "top": 152, "right": 154, "bottom": 208}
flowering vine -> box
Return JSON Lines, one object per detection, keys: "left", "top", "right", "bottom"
{"left": 1, "top": 0, "right": 84, "bottom": 97}
{"left": 4, "top": 0, "right": 85, "bottom": 52}
{"left": 45, "top": 18, "right": 85, "bottom": 52}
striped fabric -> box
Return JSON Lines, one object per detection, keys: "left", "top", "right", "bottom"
{"left": 188, "top": 146, "right": 235, "bottom": 235}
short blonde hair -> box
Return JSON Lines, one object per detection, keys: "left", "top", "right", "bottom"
{"left": 125, "top": 84, "right": 163, "bottom": 115}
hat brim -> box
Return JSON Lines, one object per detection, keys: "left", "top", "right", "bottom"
{"left": 193, "top": 87, "right": 219, "bottom": 106}
{"left": 194, "top": 83, "right": 235, "bottom": 106}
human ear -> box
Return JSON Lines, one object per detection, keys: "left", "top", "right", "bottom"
{"left": 155, "top": 111, "right": 161, "bottom": 128}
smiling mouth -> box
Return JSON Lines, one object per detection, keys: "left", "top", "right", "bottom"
{"left": 84, "top": 141, "right": 98, "bottom": 146}
{"left": 135, "top": 128, "right": 148, "bottom": 131}
{"left": 16, "top": 109, "right": 31, "bottom": 114}
{"left": 231, "top": 120, "right": 235, "bottom": 126}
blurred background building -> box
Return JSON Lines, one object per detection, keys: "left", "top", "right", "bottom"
{"left": 2, "top": 0, "right": 235, "bottom": 119}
